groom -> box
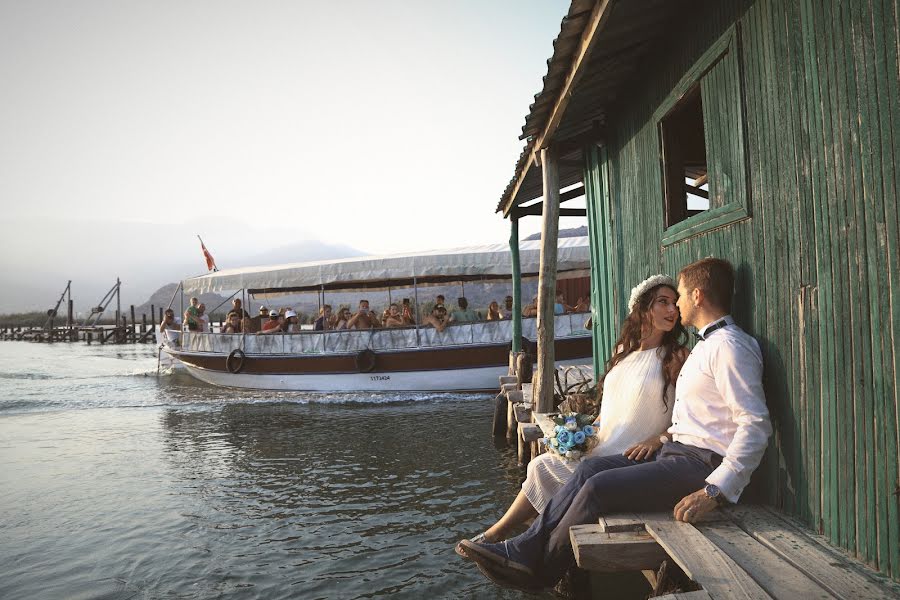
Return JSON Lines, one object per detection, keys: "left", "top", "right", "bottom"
{"left": 459, "top": 257, "right": 772, "bottom": 590}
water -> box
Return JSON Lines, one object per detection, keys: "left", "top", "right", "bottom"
{"left": 0, "top": 341, "right": 545, "bottom": 599}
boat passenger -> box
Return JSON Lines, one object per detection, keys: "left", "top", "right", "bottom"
{"left": 159, "top": 309, "right": 179, "bottom": 334}
{"left": 198, "top": 303, "right": 210, "bottom": 332}
{"left": 231, "top": 298, "right": 250, "bottom": 319}
{"left": 401, "top": 299, "right": 416, "bottom": 325}
{"left": 422, "top": 305, "right": 449, "bottom": 333}
{"left": 486, "top": 301, "right": 502, "bottom": 321}
{"left": 555, "top": 292, "right": 573, "bottom": 315}
{"left": 261, "top": 309, "right": 282, "bottom": 332}
{"left": 184, "top": 297, "right": 201, "bottom": 331}
{"left": 522, "top": 296, "right": 538, "bottom": 318}
{"left": 283, "top": 310, "right": 299, "bottom": 333}
{"left": 222, "top": 311, "right": 242, "bottom": 334}
{"left": 258, "top": 305, "right": 270, "bottom": 318}
{"left": 435, "top": 294, "right": 446, "bottom": 309}
{"left": 314, "top": 305, "right": 333, "bottom": 331}
{"left": 383, "top": 303, "right": 406, "bottom": 328}
{"left": 347, "top": 300, "right": 379, "bottom": 329}
{"left": 457, "top": 275, "right": 687, "bottom": 548}
{"left": 573, "top": 296, "right": 590, "bottom": 313}
{"left": 450, "top": 297, "right": 479, "bottom": 323}
{"left": 501, "top": 295, "right": 513, "bottom": 319}
{"left": 332, "top": 307, "right": 352, "bottom": 330}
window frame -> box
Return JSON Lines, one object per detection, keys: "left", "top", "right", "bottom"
{"left": 655, "top": 24, "right": 751, "bottom": 246}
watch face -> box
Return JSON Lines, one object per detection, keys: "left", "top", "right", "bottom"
{"left": 705, "top": 484, "right": 720, "bottom": 498}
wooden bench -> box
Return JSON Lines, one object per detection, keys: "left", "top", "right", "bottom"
{"left": 570, "top": 505, "right": 900, "bottom": 599}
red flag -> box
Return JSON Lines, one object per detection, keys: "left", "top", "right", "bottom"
{"left": 198, "top": 236, "right": 218, "bottom": 272}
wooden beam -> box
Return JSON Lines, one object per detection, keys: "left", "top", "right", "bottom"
{"left": 514, "top": 205, "right": 587, "bottom": 218}
{"left": 534, "top": 146, "right": 560, "bottom": 414}
{"left": 570, "top": 524, "right": 668, "bottom": 572}
{"left": 501, "top": 0, "right": 614, "bottom": 216}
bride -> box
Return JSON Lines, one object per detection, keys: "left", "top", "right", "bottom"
{"left": 460, "top": 274, "right": 687, "bottom": 548}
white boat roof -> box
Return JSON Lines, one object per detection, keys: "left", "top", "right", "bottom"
{"left": 183, "top": 236, "right": 590, "bottom": 294}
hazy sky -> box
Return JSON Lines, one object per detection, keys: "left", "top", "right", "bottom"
{"left": 0, "top": 1, "right": 582, "bottom": 312}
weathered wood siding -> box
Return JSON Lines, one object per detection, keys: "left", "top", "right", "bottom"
{"left": 585, "top": 0, "right": 900, "bottom": 579}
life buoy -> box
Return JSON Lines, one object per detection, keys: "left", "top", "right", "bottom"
{"left": 355, "top": 349, "right": 377, "bottom": 373}
{"left": 226, "top": 349, "right": 246, "bottom": 374}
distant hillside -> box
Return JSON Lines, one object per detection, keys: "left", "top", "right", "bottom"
{"left": 524, "top": 226, "right": 587, "bottom": 241}
{"left": 131, "top": 284, "right": 233, "bottom": 321}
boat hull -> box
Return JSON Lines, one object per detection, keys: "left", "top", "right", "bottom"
{"left": 177, "top": 358, "right": 589, "bottom": 392}
{"left": 167, "top": 335, "right": 592, "bottom": 392}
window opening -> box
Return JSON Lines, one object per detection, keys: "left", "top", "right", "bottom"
{"left": 660, "top": 86, "right": 709, "bottom": 226}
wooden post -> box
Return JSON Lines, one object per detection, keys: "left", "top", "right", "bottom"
{"left": 510, "top": 217, "right": 523, "bottom": 354}
{"left": 130, "top": 305, "right": 136, "bottom": 342}
{"left": 535, "top": 146, "right": 560, "bottom": 414}
{"left": 150, "top": 304, "right": 156, "bottom": 331}
{"left": 67, "top": 298, "right": 73, "bottom": 330}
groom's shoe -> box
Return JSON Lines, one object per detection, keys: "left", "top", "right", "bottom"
{"left": 457, "top": 539, "right": 534, "bottom": 576}
{"left": 475, "top": 560, "right": 546, "bottom": 592}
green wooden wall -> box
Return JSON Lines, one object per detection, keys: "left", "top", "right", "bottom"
{"left": 584, "top": 0, "right": 900, "bottom": 579}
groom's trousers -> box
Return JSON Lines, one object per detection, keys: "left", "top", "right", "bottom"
{"left": 505, "top": 441, "right": 722, "bottom": 586}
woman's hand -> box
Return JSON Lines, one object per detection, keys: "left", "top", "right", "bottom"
{"left": 623, "top": 435, "right": 662, "bottom": 461}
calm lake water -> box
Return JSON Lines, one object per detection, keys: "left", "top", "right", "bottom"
{"left": 0, "top": 341, "right": 548, "bottom": 599}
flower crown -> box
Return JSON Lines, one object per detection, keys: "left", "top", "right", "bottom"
{"left": 628, "top": 274, "right": 676, "bottom": 313}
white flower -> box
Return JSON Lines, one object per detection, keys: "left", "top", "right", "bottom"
{"left": 628, "top": 274, "right": 676, "bottom": 313}
{"left": 569, "top": 450, "right": 582, "bottom": 460}
{"left": 565, "top": 451, "right": 572, "bottom": 458}
{"left": 565, "top": 421, "right": 578, "bottom": 431}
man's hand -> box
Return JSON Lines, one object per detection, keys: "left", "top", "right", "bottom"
{"left": 673, "top": 489, "right": 718, "bottom": 523}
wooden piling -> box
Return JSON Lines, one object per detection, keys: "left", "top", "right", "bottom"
{"left": 534, "top": 145, "right": 560, "bottom": 414}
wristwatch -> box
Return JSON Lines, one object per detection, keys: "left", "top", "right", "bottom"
{"left": 704, "top": 483, "right": 727, "bottom": 505}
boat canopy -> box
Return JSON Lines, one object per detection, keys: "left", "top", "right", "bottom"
{"left": 183, "top": 236, "right": 590, "bottom": 294}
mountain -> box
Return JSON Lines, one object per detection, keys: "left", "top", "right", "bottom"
{"left": 0, "top": 217, "right": 365, "bottom": 315}
{"left": 524, "top": 226, "right": 587, "bottom": 241}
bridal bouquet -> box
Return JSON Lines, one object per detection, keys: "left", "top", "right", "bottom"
{"left": 541, "top": 413, "right": 598, "bottom": 460}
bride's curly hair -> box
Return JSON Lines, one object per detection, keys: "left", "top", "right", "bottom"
{"left": 598, "top": 283, "right": 687, "bottom": 410}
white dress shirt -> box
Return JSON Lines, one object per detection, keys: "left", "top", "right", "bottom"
{"left": 669, "top": 315, "right": 772, "bottom": 502}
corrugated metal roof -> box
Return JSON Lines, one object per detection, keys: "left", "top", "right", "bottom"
{"left": 498, "top": 0, "right": 682, "bottom": 214}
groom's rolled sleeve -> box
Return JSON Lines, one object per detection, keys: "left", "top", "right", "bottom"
{"left": 704, "top": 338, "right": 772, "bottom": 503}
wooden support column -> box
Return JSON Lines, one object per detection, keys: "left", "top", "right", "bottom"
{"left": 535, "top": 146, "right": 560, "bottom": 414}
{"left": 510, "top": 217, "right": 523, "bottom": 353}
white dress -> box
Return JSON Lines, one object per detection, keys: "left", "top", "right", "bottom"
{"left": 522, "top": 347, "right": 674, "bottom": 513}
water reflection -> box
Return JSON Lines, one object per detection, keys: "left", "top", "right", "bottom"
{"left": 157, "top": 401, "right": 537, "bottom": 599}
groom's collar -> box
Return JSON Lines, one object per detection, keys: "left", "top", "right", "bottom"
{"left": 695, "top": 315, "right": 734, "bottom": 341}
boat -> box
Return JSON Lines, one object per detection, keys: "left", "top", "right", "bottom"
{"left": 162, "top": 237, "right": 593, "bottom": 392}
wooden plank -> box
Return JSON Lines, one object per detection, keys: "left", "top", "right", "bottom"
{"left": 514, "top": 403, "right": 531, "bottom": 424}
{"left": 598, "top": 514, "right": 644, "bottom": 533}
{"left": 518, "top": 423, "right": 543, "bottom": 443}
{"left": 643, "top": 518, "right": 772, "bottom": 600}
{"left": 727, "top": 506, "right": 900, "bottom": 599}
{"left": 569, "top": 524, "right": 667, "bottom": 572}
{"left": 532, "top": 412, "right": 557, "bottom": 437}
{"left": 696, "top": 520, "right": 833, "bottom": 599}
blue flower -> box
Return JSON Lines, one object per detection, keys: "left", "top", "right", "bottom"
{"left": 556, "top": 430, "right": 572, "bottom": 446}
{"left": 573, "top": 431, "right": 586, "bottom": 445}
{"left": 555, "top": 425, "right": 566, "bottom": 434}
{"left": 582, "top": 425, "right": 595, "bottom": 437}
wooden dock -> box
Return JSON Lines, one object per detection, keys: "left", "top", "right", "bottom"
{"left": 569, "top": 506, "right": 900, "bottom": 599}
